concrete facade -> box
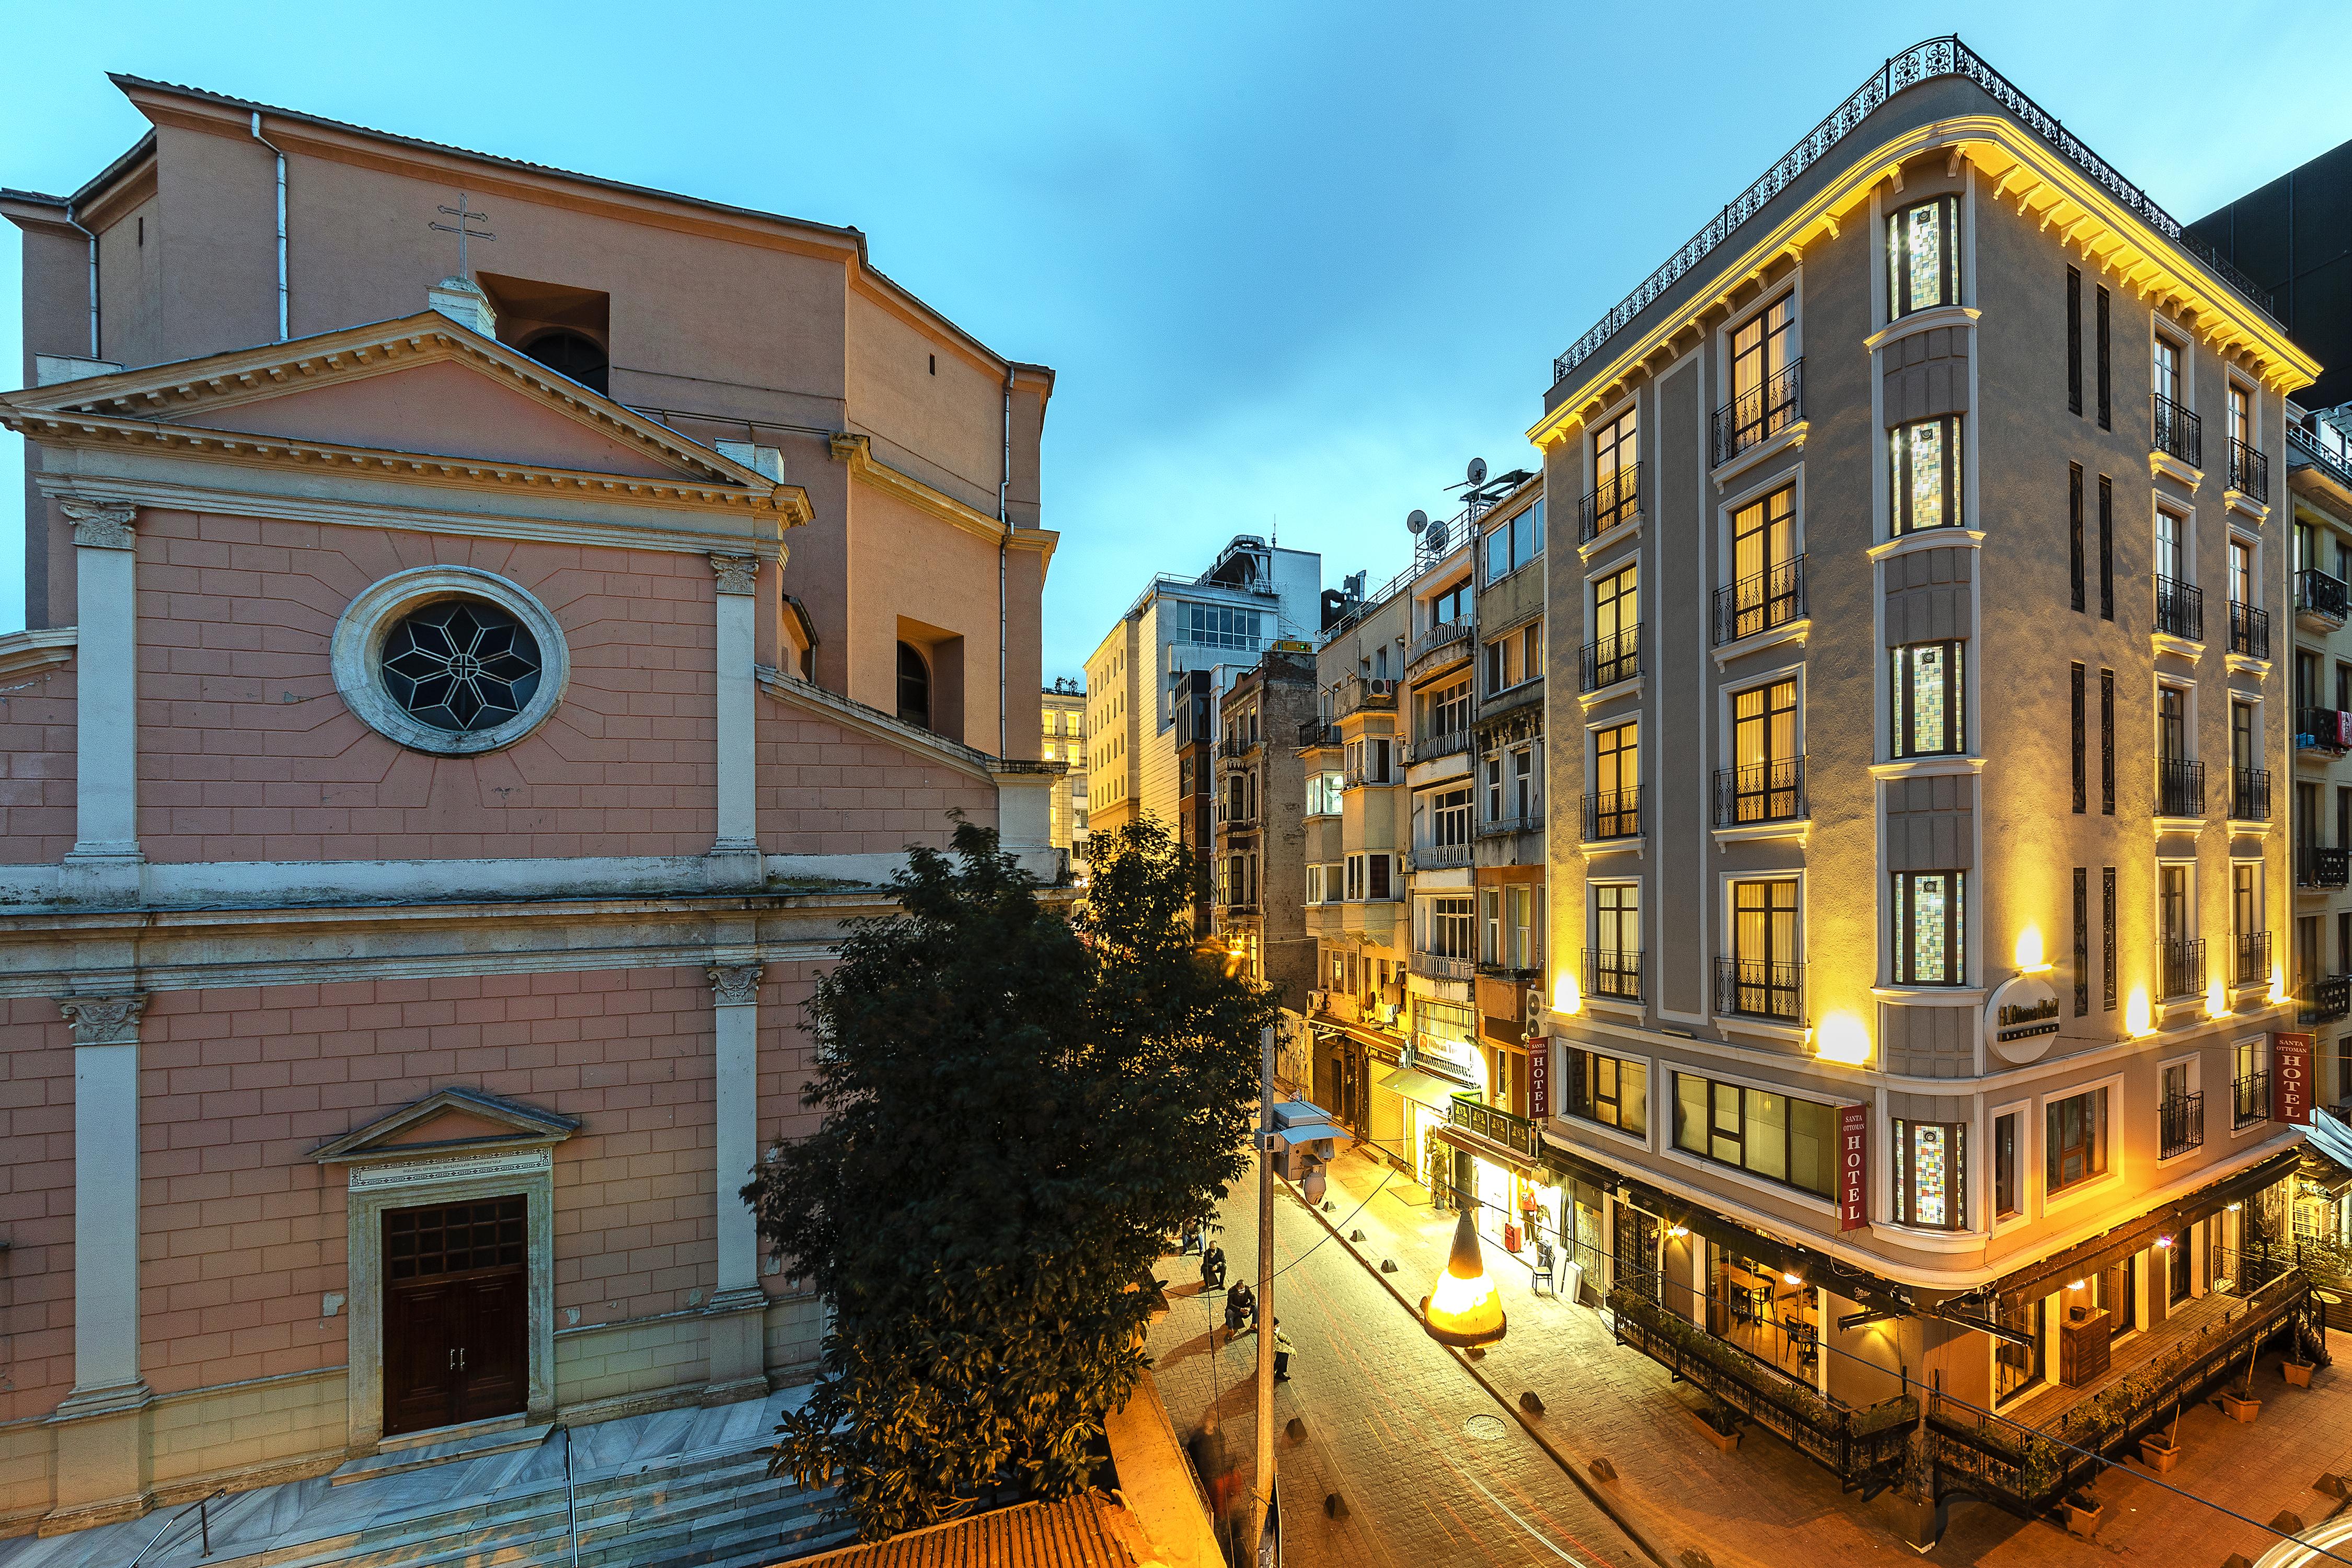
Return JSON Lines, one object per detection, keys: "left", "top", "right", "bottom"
{"left": 1212, "top": 648, "right": 1317, "bottom": 1014}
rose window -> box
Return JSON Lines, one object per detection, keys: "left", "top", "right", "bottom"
{"left": 379, "top": 600, "right": 544, "bottom": 733}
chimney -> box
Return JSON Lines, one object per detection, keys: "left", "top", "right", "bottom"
{"left": 426, "top": 275, "right": 498, "bottom": 337}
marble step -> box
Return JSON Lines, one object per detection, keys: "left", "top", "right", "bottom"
{"left": 328, "top": 1422, "right": 557, "bottom": 1486}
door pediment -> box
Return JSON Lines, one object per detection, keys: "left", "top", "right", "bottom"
{"left": 313, "top": 1086, "right": 578, "bottom": 1167}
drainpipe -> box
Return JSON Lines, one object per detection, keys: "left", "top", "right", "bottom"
{"left": 249, "top": 112, "right": 289, "bottom": 340}
{"left": 999, "top": 365, "right": 1013, "bottom": 758}
{"left": 61, "top": 203, "right": 98, "bottom": 358}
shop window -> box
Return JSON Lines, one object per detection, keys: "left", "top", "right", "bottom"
{"left": 1886, "top": 195, "right": 1960, "bottom": 318}
{"left": 1565, "top": 1047, "right": 1646, "bottom": 1137}
{"left": 1893, "top": 1119, "right": 1966, "bottom": 1229}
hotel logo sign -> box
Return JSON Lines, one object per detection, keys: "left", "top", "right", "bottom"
{"left": 1983, "top": 973, "right": 2063, "bottom": 1065}
{"left": 1837, "top": 1103, "right": 1868, "bottom": 1231}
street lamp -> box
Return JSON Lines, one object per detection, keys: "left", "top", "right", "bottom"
{"left": 1422, "top": 1207, "right": 1507, "bottom": 1348}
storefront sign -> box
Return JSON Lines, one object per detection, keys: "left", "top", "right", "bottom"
{"left": 1982, "top": 972, "right": 2062, "bottom": 1064}
{"left": 1527, "top": 1035, "right": 1550, "bottom": 1120}
{"left": 347, "top": 1146, "right": 550, "bottom": 1193}
{"left": 2274, "top": 1032, "right": 2314, "bottom": 1126}
{"left": 1837, "top": 1104, "right": 1868, "bottom": 1231}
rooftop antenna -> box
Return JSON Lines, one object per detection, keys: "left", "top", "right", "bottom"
{"left": 431, "top": 192, "right": 495, "bottom": 279}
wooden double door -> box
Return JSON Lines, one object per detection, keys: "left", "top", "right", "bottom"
{"left": 383, "top": 1197, "right": 529, "bottom": 1437}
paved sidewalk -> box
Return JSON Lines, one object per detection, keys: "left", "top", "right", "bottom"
{"left": 1303, "top": 1145, "right": 2352, "bottom": 1568}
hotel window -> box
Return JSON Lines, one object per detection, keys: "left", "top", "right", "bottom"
{"left": 1889, "top": 641, "right": 1964, "bottom": 757}
{"left": 2234, "top": 861, "right": 2262, "bottom": 973}
{"left": 1670, "top": 1073, "right": 1836, "bottom": 1198}
{"left": 1591, "top": 720, "right": 1638, "bottom": 838}
{"left": 1726, "top": 677, "right": 1799, "bottom": 822}
{"left": 1590, "top": 406, "right": 1639, "bottom": 535}
{"left": 2098, "top": 475, "right": 2114, "bottom": 620}
{"left": 1893, "top": 1119, "right": 1966, "bottom": 1230}
{"left": 1727, "top": 483, "right": 1799, "bottom": 640}
{"left": 2153, "top": 332, "right": 2182, "bottom": 407}
{"left": 2103, "top": 866, "right": 2118, "bottom": 1008}
{"left": 2046, "top": 1088, "right": 2108, "bottom": 1192}
{"left": 1483, "top": 500, "right": 1544, "bottom": 583}
{"left": 2069, "top": 464, "right": 2085, "bottom": 612}
{"left": 1893, "top": 870, "right": 1965, "bottom": 985}
{"left": 1889, "top": 417, "right": 1962, "bottom": 535}
{"left": 1592, "top": 882, "right": 1639, "bottom": 998}
{"left": 1566, "top": 1047, "right": 1646, "bottom": 1136}
{"left": 1727, "top": 878, "right": 1801, "bottom": 1020}
{"left": 1590, "top": 563, "right": 1639, "bottom": 686}
{"left": 2066, "top": 266, "right": 2083, "bottom": 415}
{"left": 2100, "top": 668, "right": 2115, "bottom": 813}
{"left": 2073, "top": 867, "right": 2090, "bottom": 1016}
{"left": 2096, "top": 284, "right": 2112, "bottom": 430}
{"left": 1726, "top": 294, "right": 1798, "bottom": 452}
{"left": 2230, "top": 382, "right": 2252, "bottom": 450}
{"left": 2071, "top": 662, "right": 2086, "bottom": 813}
{"left": 1887, "top": 196, "right": 1959, "bottom": 318}
{"left": 1992, "top": 1110, "right": 2021, "bottom": 1220}
{"left": 2155, "top": 508, "right": 2185, "bottom": 588}
{"left": 2230, "top": 538, "right": 2254, "bottom": 613}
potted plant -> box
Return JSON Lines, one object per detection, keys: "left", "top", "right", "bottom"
{"left": 1693, "top": 1403, "right": 1740, "bottom": 1455}
{"left": 2139, "top": 1404, "right": 2183, "bottom": 1473}
{"left": 2221, "top": 1340, "right": 2263, "bottom": 1421}
{"left": 2063, "top": 1489, "right": 2103, "bottom": 1538}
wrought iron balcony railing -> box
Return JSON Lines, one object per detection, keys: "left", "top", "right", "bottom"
{"left": 2159, "top": 936, "right": 2204, "bottom": 1000}
{"left": 2229, "top": 601, "right": 2269, "bottom": 661}
{"left": 1713, "top": 556, "right": 1807, "bottom": 645}
{"left": 1714, "top": 957, "right": 1803, "bottom": 1022}
{"left": 2157, "top": 758, "right": 2205, "bottom": 818}
{"left": 2229, "top": 436, "right": 2269, "bottom": 502}
{"left": 2152, "top": 393, "right": 2203, "bottom": 468}
{"left": 2153, "top": 574, "right": 2203, "bottom": 641}
{"left": 2233, "top": 1069, "right": 2270, "bottom": 1129}
{"left": 2237, "top": 929, "right": 2273, "bottom": 988}
{"left": 1585, "top": 948, "right": 1643, "bottom": 1002}
{"left": 1712, "top": 360, "right": 1804, "bottom": 467}
{"left": 2309, "top": 974, "right": 2352, "bottom": 1024}
{"left": 2231, "top": 766, "right": 2272, "bottom": 822}
{"left": 1582, "top": 786, "right": 1642, "bottom": 842}
{"left": 1579, "top": 466, "right": 1641, "bottom": 540}
{"left": 2299, "top": 846, "right": 2351, "bottom": 889}
{"left": 1713, "top": 758, "right": 1805, "bottom": 828}
{"left": 2160, "top": 1091, "right": 2204, "bottom": 1159}
{"left": 1580, "top": 628, "right": 1640, "bottom": 692}
{"left": 2296, "top": 570, "right": 2348, "bottom": 626}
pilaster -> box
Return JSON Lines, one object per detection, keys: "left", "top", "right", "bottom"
{"left": 708, "top": 556, "right": 760, "bottom": 882}
{"left": 704, "top": 963, "right": 767, "bottom": 1399}
{"left": 45, "top": 992, "right": 151, "bottom": 1531}
{"left": 59, "top": 496, "right": 142, "bottom": 906}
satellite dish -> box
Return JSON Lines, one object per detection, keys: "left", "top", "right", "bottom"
{"left": 1406, "top": 509, "right": 1429, "bottom": 535}
{"left": 1467, "top": 457, "right": 1488, "bottom": 486}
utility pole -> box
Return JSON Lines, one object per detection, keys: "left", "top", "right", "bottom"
{"left": 1246, "top": 1021, "right": 1275, "bottom": 1565}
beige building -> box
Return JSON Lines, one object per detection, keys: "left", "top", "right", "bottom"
{"left": 1212, "top": 648, "right": 1317, "bottom": 1010}
{"left": 1523, "top": 39, "right": 2323, "bottom": 1522}
{"left": 1042, "top": 678, "right": 1089, "bottom": 864}
{"left": 0, "top": 77, "right": 1062, "bottom": 1542}
{"left": 2291, "top": 414, "right": 2352, "bottom": 1111}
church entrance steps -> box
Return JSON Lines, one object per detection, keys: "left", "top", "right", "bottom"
{"left": 329, "top": 1421, "right": 556, "bottom": 1486}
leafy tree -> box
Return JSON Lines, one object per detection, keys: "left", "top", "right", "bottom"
{"left": 745, "top": 817, "right": 1272, "bottom": 1539}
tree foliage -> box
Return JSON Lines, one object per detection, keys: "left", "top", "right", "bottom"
{"left": 744, "top": 817, "right": 1272, "bottom": 1539}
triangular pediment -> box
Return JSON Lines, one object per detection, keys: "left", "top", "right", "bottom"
{"left": 312, "top": 1086, "right": 579, "bottom": 1163}
{"left": 1, "top": 310, "right": 808, "bottom": 517}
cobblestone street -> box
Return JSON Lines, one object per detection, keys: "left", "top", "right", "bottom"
{"left": 1180, "top": 1143, "right": 2352, "bottom": 1568}
{"left": 1148, "top": 1162, "right": 1650, "bottom": 1568}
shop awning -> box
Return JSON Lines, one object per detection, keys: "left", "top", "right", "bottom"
{"left": 2297, "top": 1113, "right": 2352, "bottom": 1197}
{"left": 1992, "top": 1144, "right": 2302, "bottom": 1311}
{"left": 1376, "top": 1064, "right": 1468, "bottom": 1111}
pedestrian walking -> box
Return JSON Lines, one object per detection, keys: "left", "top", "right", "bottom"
{"left": 1273, "top": 1319, "right": 1294, "bottom": 1382}
{"left": 1200, "top": 1241, "right": 1226, "bottom": 1293}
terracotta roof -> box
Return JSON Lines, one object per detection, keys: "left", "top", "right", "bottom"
{"left": 778, "top": 1495, "right": 1139, "bottom": 1568}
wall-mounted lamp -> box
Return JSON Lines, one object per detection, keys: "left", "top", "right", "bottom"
{"left": 2154, "top": 1235, "right": 2173, "bottom": 1250}
{"left": 2068, "top": 1279, "right": 2087, "bottom": 1291}
{"left": 2013, "top": 927, "right": 2052, "bottom": 974}
{"left": 2205, "top": 975, "right": 2231, "bottom": 1019}
{"left": 1814, "top": 1012, "right": 1872, "bottom": 1066}
{"left": 2124, "top": 988, "right": 2154, "bottom": 1039}
{"left": 1551, "top": 970, "right": 1582, "bottom": 1018}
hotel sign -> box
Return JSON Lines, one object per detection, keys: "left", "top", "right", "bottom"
{"left": 1527, "top": 1035, "right": 1550, "bottom": 1120}
{"left": 1837, "top": 1103, "right": 1868, "bottom": 1231}
{"left": 2274, "top": 1032, "right": 2314, "bottom": 1126}
{"left": 1983, "top": 973, "right": 2062, "bottom": 1065}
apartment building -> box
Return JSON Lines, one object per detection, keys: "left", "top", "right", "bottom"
{"left": 1084, "top": 536, "right": 1320, "bottom": 841}
{"left": 1298, "top": 574, "right": 1414, "bottom": 1156}
{"left": 2288, "top": 412, "right": 2352, "bottom": 1125}
{"left": 0, "top": 79, "right": 1062, "bottom": 1535}
{"left": 1043, "top": 677, "right": 1089, "bottom": 865}
{"left": 1518, "top": 39, "right": 2323, "bottom": 1523}
{"left": 1212, "top": 649, "right": 1317, "bottom": 1010}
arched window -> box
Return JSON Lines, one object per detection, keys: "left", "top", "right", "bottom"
{"left": 896, "top": 642, "right": 931, "bottom": 730}
{"left": 520, "top": 330, "right": 609, "bottom": 396}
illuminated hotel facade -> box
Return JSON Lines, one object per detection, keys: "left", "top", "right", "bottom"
{"left": 1523, "top": 37, "right": 2325, "bottom": 1510}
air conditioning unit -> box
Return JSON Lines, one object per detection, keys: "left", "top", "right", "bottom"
{"left": 1368, "top": 678, "right": 1396, "bottom": 696}
{"left": 1308, "top": 989, "right": 1326, "bottom": 1013}
{"left": 1525, "top": 986, "right": 1545, "bottom": 1033}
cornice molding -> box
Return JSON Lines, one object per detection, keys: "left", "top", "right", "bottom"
{"left": 0, "top": 627, "right": 77, "bottom": 682}
{"left": 756, "top": 663, "right": 998, "bottom": 783}
{"left": 827, "top": 433, "right": 1057, "bottom": 560}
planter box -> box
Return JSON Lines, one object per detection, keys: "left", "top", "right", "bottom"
{"left": 2139, "top": 1437, "right": 2180, "bottom": 1473}
{"left": 2285, "top": 1361, "right": 2316, "bottom": 1388}
{"left": 2065, "top": 1500, "right": 2103, "bottom": 1539}
{"left": 2221, "top": 1389, "right": 2262, "bottom": 1423}
{"left": 1692, "top": 1414, "right": 1740, "bottom": 1454}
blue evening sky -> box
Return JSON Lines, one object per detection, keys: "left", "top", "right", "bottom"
{"left": 4, "top": 1, "right": 2348, "bottom": 678}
